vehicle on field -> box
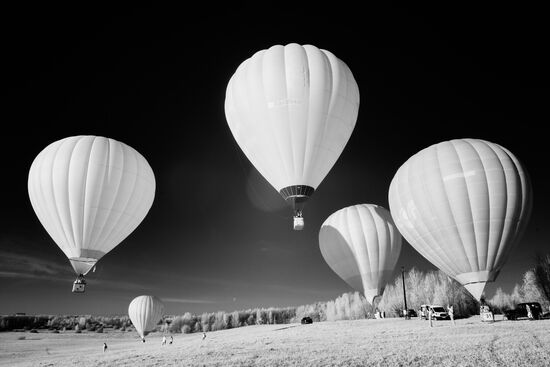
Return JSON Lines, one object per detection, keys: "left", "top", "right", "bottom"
{"left": 419, "top": 304, "right": 449, "bottom": 320}
{"left": 429, "top": 305, "right": 449, "bottom": 320}
{"left": 399, "top": 309, "right": 417, "bottom": 318}
{"left": 504, "top": 302, "right": 543, "bottom": 320}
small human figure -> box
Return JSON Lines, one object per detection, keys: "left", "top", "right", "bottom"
{"left": 526, "top": 304, "right": 533, "bottom": 320}
{"left": 162, "top": 335, "right": 167, "bottom": 346}
{"left": 142, "top": 337, "right": 146, "bottom": 343}
{"left": 202, "top": 332, "right": 207, "bottom": 340}
{"left": 169, "top": 335, "right": 173, "bottom": 345}
{"left": 448, "top": 305, "right": 455, "bottom": 326}
{"left": 428, "top": 307, "right": 433, "bottom": 327}
{"left": 421, "top": 305, "right": 428, "bottom": 320}
{"left": 103, "top": 342, "right": 107, "bottom": 352}
{"left": 535, "top": 305, "right": 541, "bottom": 319}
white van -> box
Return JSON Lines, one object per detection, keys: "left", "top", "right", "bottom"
{"left": 419, "top": 304, "right": 449, "bottom": 320}
{"left": 429, "top": 305, "right": 449, "bottom": 320}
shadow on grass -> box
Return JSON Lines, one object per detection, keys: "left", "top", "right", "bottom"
{"left": 273, "top": 325, "right": 302, "bottom": 331}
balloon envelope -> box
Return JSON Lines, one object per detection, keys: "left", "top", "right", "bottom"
{"left": 224, "top": 43, "right": 359, "bottom": 227}
{"left": 128, "top": 295, "right": 165, "bottom": 339}
{"left": 28, "top": 135, "right": 156, "bottom": 275}
{"left": 388, "top": 138, "right": 532, "bottom": 301}
{"left": 319, "top": 204, "right": 402, "bottom": 304}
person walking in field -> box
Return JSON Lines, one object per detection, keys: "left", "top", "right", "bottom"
{"left": 448, "top": 305, "right": 455, "bottom": 326}
{"left": 202, "top": 332, "right": 207, "bottom": 340}
{"left": 169, "top": 335, "right": 173, "bottom": 345}
{"left": 162, "top": 336, "right": 167, "bottom": 346}
{"left": 428, "top": 307, "right": 433, "bottom": 327}
{"left": 526, "top": 304, "right": 533, "bottom": 320}
{"left": 103, "top": 343, "right": 107, "bottom": 352}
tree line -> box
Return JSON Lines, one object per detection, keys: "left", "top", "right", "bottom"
{"left": 0, "top": 314, "right": 133, "bottom": 333}
{"left": 2, "top": 253, "right": 548, "bottom": 333}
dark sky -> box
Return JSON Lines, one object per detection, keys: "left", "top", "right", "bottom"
{"left": 1, "top": 3, "right": 548, "bottom": 316}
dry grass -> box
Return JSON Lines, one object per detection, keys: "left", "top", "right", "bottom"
{"left": 1, "top": 316, "right": 549, "bottom": 367}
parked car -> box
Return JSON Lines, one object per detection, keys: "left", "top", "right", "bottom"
{"left": 400, "top": 309, "right": 417, "bottom": 318}
{"left": 301, "top": 317, "right": 313, "bottom": 324}
{"left": 429, "top": 305, "right": 450, "bottom": 320}
{"left": 419, "top": 304, "right": 449, "bottom": 320}
{"left": 504, "top": 302, "right": 543, "bottom": 320}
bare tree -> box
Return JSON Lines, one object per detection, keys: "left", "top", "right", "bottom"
{"left": 533, "top": 253, "right": 550, "bottom": 305}
{"left": 488, "top": 287, "right": 514, "bottom": 312}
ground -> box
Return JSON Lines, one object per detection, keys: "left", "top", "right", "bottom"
{"left": 1, "top": 316, "right": 549, "bottom": 366}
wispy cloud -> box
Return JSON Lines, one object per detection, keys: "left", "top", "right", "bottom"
{"left": 92, "top": 277, "right": 153, "bottom": 291}
{"left": 162, "top": 297, "right": 216, "bottom": 304}
{"left": 0, "top": 249, "right": 73, "bottom": 281}
{"left": 0, "top": 232, "right": 153, "bottom": 286}
{"left": 0, "top": 270, "right": 69, "bottom": 282}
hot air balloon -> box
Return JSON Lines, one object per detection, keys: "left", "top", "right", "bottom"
{"left": 388, "top": 138, "right": 532, "bottom": 301}
{"left": 224, "top": 43, "right": 360, "bottom": 230}
{"left": 28, "top": 135, "right": 156, "bottom": 292}
{"left": 128, "top": 295, "right": 165, "bottom": 341}
{"left": 319, "top": 204, "right": 402, "bottom": 304}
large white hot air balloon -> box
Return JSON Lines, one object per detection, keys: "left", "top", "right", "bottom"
{"left": 388, "top": 138, "right": 532, "bottom": 301}
{"left": 128, "top": 295, "right": 165, "bottom": 341}
{"left": 319, "top": 204, "right": 402, "bottom": 304}
{"left": 28, "top": 135, "right": 156, "bottom": 292}
{"left": 225, "top": 43, "right": 360, "bottom": 230}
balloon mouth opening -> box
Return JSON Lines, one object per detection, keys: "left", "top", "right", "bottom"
{"left": 364, "top": 289, "right": 383, "bottom": 305}
{"left": 69, "top": 256, "right": 98, "bottom": 262}
{"left": 280, "top": 185, "right": 314, "bottom": 230}
{"left": 455, "top": 270, "right": 497, "bottom": 301}
{"left": 279, "top": 185, "right": 315, "bottom": 203}
{"left": 69, "top": 257, "right": 99, "bottom": 276}
{"left": 463, "top": 281, "right": 490, "bottom": 302}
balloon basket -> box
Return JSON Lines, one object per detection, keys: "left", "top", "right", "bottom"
{"left": 293, "top": 216, "right": 304, "bottom": 230}
{"left": 72, "top": 278, "right": 86, "bottom": 293}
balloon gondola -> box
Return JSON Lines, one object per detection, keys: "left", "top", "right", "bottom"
{"left": 72, "top": 274, "right": 86, "bottom": 293}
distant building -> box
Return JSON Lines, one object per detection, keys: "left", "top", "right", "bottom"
{"left": 15, "top": 313, "right": 26, "bottom": 316}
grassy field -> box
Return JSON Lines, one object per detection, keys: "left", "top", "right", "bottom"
{"left": 1, "top": 315, "right": 549, "bottom": 367}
